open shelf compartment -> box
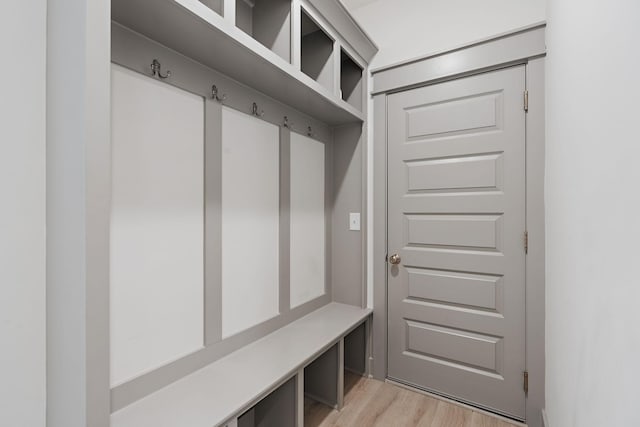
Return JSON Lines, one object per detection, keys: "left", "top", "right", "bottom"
{"left": 238, "top": 376, "right": 296, "bottom": 427}
{"left": 236, "top": 0, "right": 292, "bottom": 63}
{"left": 301, "top": 9, "right": 335, "bottom": 93}
{"left": 198, "top": 0, "right": 223, "bottom": 15}
{"left": 303, "top": 322, "right": 368, "bottom": 424}
{"left": 304, "top": 343, "right": 340, "bottom": 409}
{"left": 344, "top": 322, "right": 367, "bottom": 377}
{"left": 340, "top": 49, "right": 364, "bottom": 111}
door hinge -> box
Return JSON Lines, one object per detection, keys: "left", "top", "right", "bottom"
{"left": 524, "top": 90, "right": 529, "bottom": 112}
{"left": 524, "top": 231, "right": 529, "bottom": 254}
{"left": 524, "top": 371, "right": 529, "bottom": 394}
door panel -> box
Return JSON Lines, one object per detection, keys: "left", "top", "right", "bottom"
{"left": 387, "top": 66, "right": 526, "bottom": 419}
{"left": 405, "top": 91, "right": 501, "bottom": 139}
{"left": 407, "top": 153, "right": 502, "bottom": 192}
{"left": 405, "top": 214, "right": 502, "bottom": 249}
{"left": 406, "top": 268, "right": 500, "bottom": 310}
{"left": 405, "top": 320, "right": 502, "bottom": 372}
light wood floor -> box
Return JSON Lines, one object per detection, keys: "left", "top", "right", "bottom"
{"left": 304, "top": 372, "right": 522, "bottom": 427}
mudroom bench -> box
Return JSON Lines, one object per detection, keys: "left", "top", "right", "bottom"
{"left": 111, "top": 303, "right": 371, "bottom": 427}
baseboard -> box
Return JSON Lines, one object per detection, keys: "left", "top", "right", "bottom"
{"left": 541, "top": 409, "right": 549, "bottom": 427}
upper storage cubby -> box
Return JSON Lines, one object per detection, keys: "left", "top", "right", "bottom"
{"left": 111, "top": 0, "right": 376, "bottom": 125}
{"left": 300, "top": 10, "right": 335, "bottom": 92}
{"left": 236, "top": 0, "right": 292, "bottom": 63}
{"left": 198, "top": 0, "right": 222, "bottom": 15}
{"left": 340, "top": 49, "right": 363, "bottom": 111}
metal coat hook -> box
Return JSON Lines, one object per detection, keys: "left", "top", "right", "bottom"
{"left": 251, "top": 102, "right": 264, "bottom": 117}
{"left": 211, "top": 85, "right": 227, "bottom": 102}
{"left": 150, "top": 59, "right": 171, "bottom": 79}
{"left": 283, "top": 116, "right": 293, "bottom": 128}
{"left": 307, "top": 126, "right": 315, "bottom": 137}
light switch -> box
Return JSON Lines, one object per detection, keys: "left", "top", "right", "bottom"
{"left": 349, "top": 212, "right": 361, "bottom": 231}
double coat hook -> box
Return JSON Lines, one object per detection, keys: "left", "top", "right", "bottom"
{"left": 211, "top": 85, "right": 227, "bottom": 102}
{"left": 150, "top": 59, "right": 171, "bottom": 79}
{"left": 251, "top": 102, "right": 264, "bottom": 117}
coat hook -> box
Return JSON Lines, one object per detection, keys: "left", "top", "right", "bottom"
{"left": 251, "top": 102, "right": 264, "bottom": 117}
{"left": 307, "top": 125, "right": 315, "bottom": 137}
{"left": 283, "top": 116, "right": 293, "bottom": 128}
{"left": 150, "top": 59, "right": 171, "bottom": 79}
{"left": 211, "top": 85, "right": 227, "bottom": 102}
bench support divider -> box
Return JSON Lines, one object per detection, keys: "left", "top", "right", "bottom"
{"left": 296, "top": 368, "right": 305, "bottom": 427}
{"left": 337, "top": 338, "right": 345, "bottom": 410}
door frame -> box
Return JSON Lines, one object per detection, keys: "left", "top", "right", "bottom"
{"left": 370, "top": 22, "right": 546, "bottom": 426}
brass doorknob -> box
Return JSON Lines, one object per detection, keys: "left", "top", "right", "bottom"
{"left": 389, "top": 253, "right": 401, "bottom": 265}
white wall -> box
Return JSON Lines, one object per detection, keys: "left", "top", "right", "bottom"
{"left": 0, "top": 1, "right": 47, "bottom": 426}
{"left": 47, "top": 0, "right": 112, "bottom": 424}
{"left": 290, "top": 132, "right": 326, "bottom": 308}
{"left": 221, "top": 107, "right": 281, "bottom": 337}
{"left": 343, "top": 0, "right": 546, "bottom": 68}
{"left": 110, "top": 65, "right": 205, "bottom": 386}
{"left": 545, "top": 1, "right": 640, "bottom": 426}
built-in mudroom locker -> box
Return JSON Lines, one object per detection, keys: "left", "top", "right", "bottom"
{"left": 107, "top": 0, "right": 377, "bottom": 426}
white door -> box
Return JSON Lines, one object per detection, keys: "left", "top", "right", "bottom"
{"left": 387, "top": 66, "right": 527, "bottom": 419}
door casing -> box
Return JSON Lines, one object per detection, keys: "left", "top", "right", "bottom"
{"left": 370, "top": 23, "right": 546, "bottom": 427}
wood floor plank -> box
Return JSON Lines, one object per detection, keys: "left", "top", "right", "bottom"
{"left": 352, "top": 381, "right": 400, "bottom": 425}
{"left": 304, "top": 372, "right": 523, "bottom": 427}
{"left": 372, "top": 389, "right": 438, "bottom": 427}
{"left": 414, "top": 394, "right": 440, "bottom": 427}
{"left": 432, "top": 400, "right": 472, "bottom": 427}
{"left": 332, "top": 378, "right": 385, "bottom": 426}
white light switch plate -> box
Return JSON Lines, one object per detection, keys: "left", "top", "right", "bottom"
{"left": 349, "top": 213, "right": 361, "bottom": 231}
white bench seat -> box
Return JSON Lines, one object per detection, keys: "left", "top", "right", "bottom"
{"left": 111, "top": 302, "right": 372, "bottom": 427}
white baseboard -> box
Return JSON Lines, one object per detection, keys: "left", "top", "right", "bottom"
{"left": 542, "top": 409, "right": 549, "bottom": 427}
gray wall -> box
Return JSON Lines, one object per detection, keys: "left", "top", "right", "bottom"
{"left": 331, "top": 123, "right": 365, "bottom": 307}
